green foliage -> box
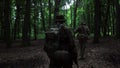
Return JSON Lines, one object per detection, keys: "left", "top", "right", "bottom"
{"left": 0, "top": 0, "right": 117, "bottom": 41}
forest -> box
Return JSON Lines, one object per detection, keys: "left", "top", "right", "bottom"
{"left": 0, "top": 0, "right": 120, "bottom": 68}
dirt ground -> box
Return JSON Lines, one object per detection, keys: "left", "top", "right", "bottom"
{"left": 0, "top": 38, "right": 120, "bottom": 68}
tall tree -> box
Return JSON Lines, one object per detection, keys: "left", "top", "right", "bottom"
{"left": 48, "top": 0, "right": 52, "bottom": 27}
{"left": 4, "top": 0, "right": 11, "bottom": 48}
{"left": 0, "top": 0, "right": 4, "bottom": 40}
{"left": 54, "top": 0, "right": 61, "bottom": 23}
{"left": 93, "top": 0, "right": 101, "bottom": 43}
{"left": 33, "top": 0, "right": 38, "bottom": 40}
{"left": 40, "top": 0, "right": 46, "bottom": 31}
{"left": 14, "top": 0, "right": 21, "bottom": 40}
{"left": 22, "top": 0, "right": 31, "bottom": 46}
{"left": 102, "top": 0, "right": 110, "bottom": 37}
{"left": 73, "top": 0, "right": 79, "bottom": 29}
{"left": 70, "top": 6, "right": 73, "bottom": 27}
{"left": 115, "top": 0, "right": 120, "bottom": 39}
{"left": 111, "top": 0, "right": 116, "bottom": 36}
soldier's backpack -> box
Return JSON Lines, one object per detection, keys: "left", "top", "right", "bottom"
{"left": 52, "top": 26, "right": 74, "bottom": 63}
{"left": 44, "top": 26, "right": 75, "bottom": 63}
{"left": 44, "top": 27, "right": 59, "bottom": 58}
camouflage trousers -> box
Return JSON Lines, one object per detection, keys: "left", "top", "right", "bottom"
{"left": 78, "top": 38, "right": 87, "bottom": 58}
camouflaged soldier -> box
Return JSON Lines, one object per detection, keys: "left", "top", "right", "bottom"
{"left": 74, "top": 22, "right": 90, "bottom": 60}
{"left": 44, "top": 15, "right": 78, "bottom": 68}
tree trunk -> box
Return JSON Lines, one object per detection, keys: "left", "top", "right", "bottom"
{"left": 54, "top": 0, "right": 61, "bottom": 23}
{"left": 4, "top": 0, "right": 11, "bottom": 48}
{"left": 73, "top": 0, "right": 79, "bottom": 29}
{"left": 103, "top": 0, "right": 110, "bottom": 37}
{"left": 111, "top": 1, "right": 116, "bottom": 36}
{"left": 115, "top": 0, "right": 120, "bottom": 39}
{"left": 93, "top": 0, "right": 101, "bottom": 43}
{"left": 22, "top": 0, "right": 31, "bottom": 46}
{"left": 0, "top": 0, "right": 4, "bottom": 40}
{"left": 33, "top": 0, "right": 38, "bottom": 40}
{"left": 40, "top": 0, "right": 46, "bottom": 31}
{"left": 14, "top": 0, "right": 21, "bottom": 40}
{"left": 48, "top": 0, "right": 52, "bottom": 27}
{"left": 70, "top": 6, "right": 73, "bottom": 27}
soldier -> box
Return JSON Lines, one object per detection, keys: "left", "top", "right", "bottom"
{"left": 44, "top": 15, "right": 78, "bottom": 68}
{"left": 74, "top": 22, "right": 90, "bottom": 60}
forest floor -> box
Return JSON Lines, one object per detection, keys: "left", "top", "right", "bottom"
{"left": 0, "top": 38, "right": 120, "bottom": 68}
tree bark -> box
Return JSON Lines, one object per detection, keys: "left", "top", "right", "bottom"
{"left": 0, "top": 0, "right": 4, "bottom": 40}
{"left": 73, "top": 0, "right": 79, "bottom": 29}
{"left": 103, "top": 0, "right": 110, "bottom": 37}
{"left": 33, "top": 0, "right": 38, "bottom": 40}
{"left": 93, "top": 0, "right": 101, "bottom": 43}
{"left": 40, "top": 0, "right": 46, "bottom": 31}
{"left": 48, "top": 0, "right": 52, "bottom": 27}
{"left": 22, "top": 0, "right": 31, "bottom": 46}
{"left": 4, "top": 0, "right": 11, "bottom": 48}
{"left": 115, "top": 0, "right": 120, "bottom": 39}
{"left": 54, "top": 0, "right": 61, "bottom": 23}
{"left": 14, "top": 0, "right": 21, "bottom": 40}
